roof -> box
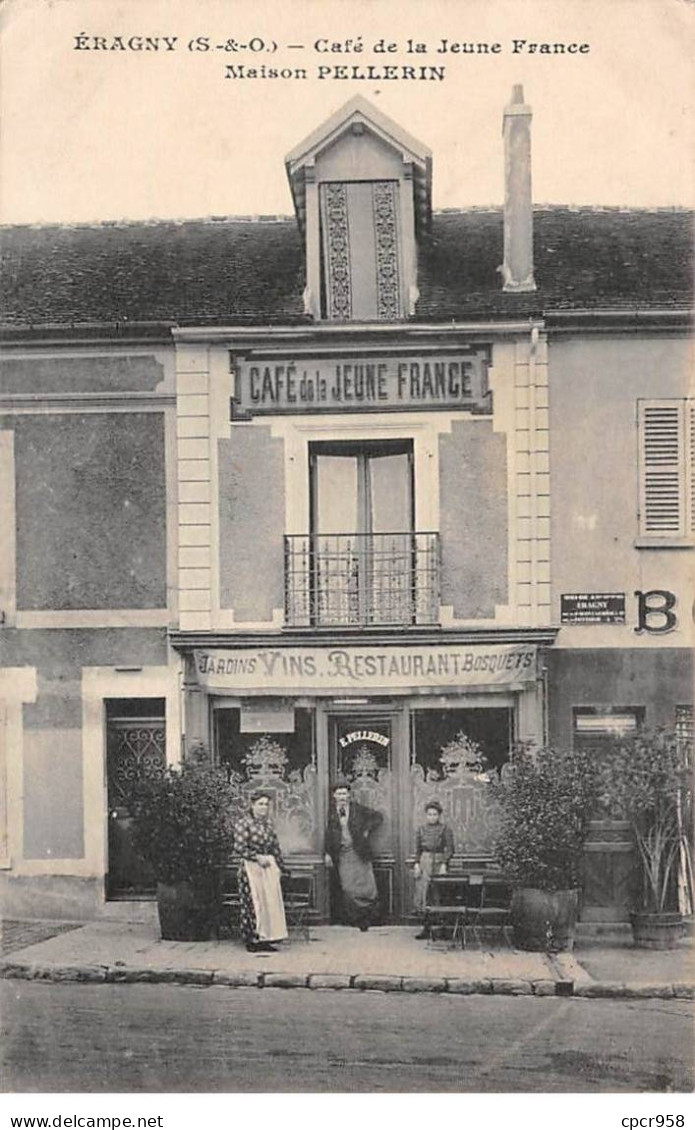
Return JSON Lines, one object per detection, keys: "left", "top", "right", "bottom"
{"left": 285, "top": 95, "right": 432, "bottom": 234}
{"left": 286, "top": 95, "right": 432, "bottom": 170}
{"left": 1, "top": 207, "right": 692, "bottom": 337}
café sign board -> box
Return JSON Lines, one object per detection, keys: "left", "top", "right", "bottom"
{"left": 194, "top": 642, "right": 536, "bottom": 694}
{"left": 230, "top": 350, "right": 491, "bottom": 417}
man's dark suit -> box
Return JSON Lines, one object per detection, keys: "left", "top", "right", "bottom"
{"left": 325, "top": 800, "right": 383, "bottom": 864}
{"left": 325, "top": 800, "right": 383, "bottom": 927}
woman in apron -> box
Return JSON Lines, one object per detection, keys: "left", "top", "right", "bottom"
{"left": 234, "top": 790, "right": 288, "bottom": 953}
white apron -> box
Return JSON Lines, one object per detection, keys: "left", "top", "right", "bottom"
{"left": 243, "top": 856, "right": 288, "bottom": 942}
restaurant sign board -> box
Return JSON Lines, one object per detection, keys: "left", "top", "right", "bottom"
{"left": 193, "top": 642, "right": 536, "bottom": 694}
{"left": 561, "top": 593, "right": 626, "bottom": 625}
{"left": 231, "top": 350, "right": 491, "bottom": 417}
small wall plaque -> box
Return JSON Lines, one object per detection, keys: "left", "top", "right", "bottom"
{"left": 561, "top": 593, "right": 626, "bottom": 625}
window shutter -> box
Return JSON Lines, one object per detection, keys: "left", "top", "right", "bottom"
{"left": 638, "top": 400, "right": 687, "bottom": 536}
{"left": 320, "top": 181, "right": 401, "bottom": 321}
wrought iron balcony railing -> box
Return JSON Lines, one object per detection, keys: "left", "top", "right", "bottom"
{"left": 284, "top": 532, "right": 440, "bottom": 628}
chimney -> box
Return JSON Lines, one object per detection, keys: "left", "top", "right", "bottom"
{"left": 502, "top": 84, "right": 536, "bottom": 292}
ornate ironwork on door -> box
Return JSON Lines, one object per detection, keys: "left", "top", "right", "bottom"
{"left": 107, "top": 721, "right": 166, "bottom": 805}
{"left": 106, "top": 717, "right": 166, "bottom": 897}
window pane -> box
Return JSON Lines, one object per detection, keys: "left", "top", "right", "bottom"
{"left": 216, "top": 707, "right": 318, "bottom": 854}
{"left": 368, "top": 452, "right": 411, "bottom": 533}
{"left": 411, "top": 709, "right": 512, "bottom": 856}
{"left": 574, "top": 714, "right": 638, "bottom": 735}
{"left": 573, "top": 707, "right": 644, "bottom": 755}
{"left": 314, "top": 455, "right": 358, "bottom": 534}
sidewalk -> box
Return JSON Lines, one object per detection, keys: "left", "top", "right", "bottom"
{"left": 2, "top": 909, "right": 693, "bottom": 999}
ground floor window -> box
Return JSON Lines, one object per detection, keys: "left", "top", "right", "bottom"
{"left": 572, "top": 706, "right": 645, "bottom": 755}
{"left": 215, "top": 707, "right": 318, "bottom": 854}
{"left": 411, "top": 708, "right": 513, "bottom": 777}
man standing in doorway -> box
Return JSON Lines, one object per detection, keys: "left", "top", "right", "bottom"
{"left": 324, "top": 778, "right": 383, "bottom": 931}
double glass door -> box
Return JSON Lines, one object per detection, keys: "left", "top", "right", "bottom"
{"left": 329, "top": 711, "right": 407, "bottom": 920}
{"left": 310, "top": 442, "right": 415, "bottom": 625}
{"left": 328, "top": 705, "right": 513, "bottom": 921}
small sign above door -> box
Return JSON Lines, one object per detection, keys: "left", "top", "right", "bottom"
{"left": 231, "top": 350, "right": 491, "bottom": 417}
{"left": 561, "top": 593, "right": 626, "bottom": 625}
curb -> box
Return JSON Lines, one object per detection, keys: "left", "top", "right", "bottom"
{"left": 1, "top": 960, "right": 693, "bottom": 999}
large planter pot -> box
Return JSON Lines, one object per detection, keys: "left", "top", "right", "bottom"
{"left": 511, "top": 888, "right": 579, "bottom": 952}
{"left": 156, "top": 881, "right": 217, "bottom": 941}
{"left": 630, "top": 911, "right": 684, "bottom": 950}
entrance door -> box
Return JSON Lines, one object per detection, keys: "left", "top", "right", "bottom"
{"left": 106, "top": 708, "right": 166, "bottom": 898}
{"left": 329, "top": 711, "right": 408, "bottom": 920}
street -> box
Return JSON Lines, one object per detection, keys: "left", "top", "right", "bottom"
{"left": 1, "top": 981, "right": 692, "bottom": 1093}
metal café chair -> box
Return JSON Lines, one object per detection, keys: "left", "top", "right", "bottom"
{"left": 465, "top": 873, "right": 512, "bottom": 948}
{"left": 425, "top": 873, "right": 470, "bottom": 949}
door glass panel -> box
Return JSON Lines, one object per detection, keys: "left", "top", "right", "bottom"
{"left": 367, "top": 453, "right": 413, "bottom": 624}
{"left": 331, "top": 716, "right": 396, "bottom": 917}
{"left": 410, "top": 709, "right": 512, "bottom": 857}
{"left": 368, "top": 452, "right": 411, "bottom": 533}
{"left": 313, "top": 454, "right": 359, "bottom": 624}
{"left": 314, "top": 455, "right": 359, "bottom": 534}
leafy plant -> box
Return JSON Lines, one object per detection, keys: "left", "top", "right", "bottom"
{"left": 600, "top": 727, "right": 691, "bottom": 913}
{"left": 128, "top": 753, "right": 236, "bottom": 887}
{"left": 491, "top": 745, "right": 598, "bottom": 890}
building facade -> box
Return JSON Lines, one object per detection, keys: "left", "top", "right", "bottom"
{"left": 0, "top": 91, "right": 692, "bottom": 925}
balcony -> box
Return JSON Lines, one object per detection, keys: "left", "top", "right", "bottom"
{"left": 284, "top": 532, "right": 440, "bottom": 628}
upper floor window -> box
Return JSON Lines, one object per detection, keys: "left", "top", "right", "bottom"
{"left": 285, "top": 97, "right": 431, "bottom": 323}
{"left": 284, "top": 439, "right": 440, "bottom": 628}
{"left": 638, "top": 399, "right": 694, "bottom": 543}
{"left": 311, "top": 440, "right": 413, "bottom": 540}
{"left": 320, "top": 180, "right": 401, "bottom": 321}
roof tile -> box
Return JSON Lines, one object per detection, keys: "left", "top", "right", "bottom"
{"left": 1, "top": 207, "right": 692, "bottom": 331}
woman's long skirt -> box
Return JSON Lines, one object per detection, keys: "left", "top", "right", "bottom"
{"left": 238, "top": 856, "right": 288, "bottom": 943}
{"left": 337, "top": 845, "right": 379, "bottom": 927}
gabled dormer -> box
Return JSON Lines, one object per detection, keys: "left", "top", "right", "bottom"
{"left": 285, "top": 95, "right": 432, "bottom": 322}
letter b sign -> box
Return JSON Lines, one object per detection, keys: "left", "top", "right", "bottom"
{"left": 634, "top": 589, "right": 677, "bottom": 634}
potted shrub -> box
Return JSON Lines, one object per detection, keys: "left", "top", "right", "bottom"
{"left": 600, "top": 726, "right": 691, "bottom": 949}
{"left": 491, "top": 745, "right": 598, "bottom": 951}
{"left": 128, "top": 744, "right": 236, "bottom": 940}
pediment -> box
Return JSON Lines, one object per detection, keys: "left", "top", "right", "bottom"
{"left": 286, "top": 96, "right": 431, "bottom": 233}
